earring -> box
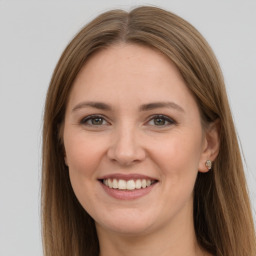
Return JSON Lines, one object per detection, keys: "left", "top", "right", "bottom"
{"left": 205, "top": 160, "right": 212, "bottom": 170}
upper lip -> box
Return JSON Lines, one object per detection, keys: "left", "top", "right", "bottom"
{"left": 98, "top": 173, "right": 158, "bottom": 181}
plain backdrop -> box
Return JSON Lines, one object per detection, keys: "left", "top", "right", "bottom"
{"left": 0, "top": 0, "right": 255, "bottom": 255}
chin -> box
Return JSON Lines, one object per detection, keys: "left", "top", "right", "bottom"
{"left": 94, "top": 208, "right": 157, "bottom": 236}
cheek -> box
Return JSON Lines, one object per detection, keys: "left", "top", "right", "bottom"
{"left": 64, "top": 132, "right": 104, "bottom": 177}
{"left": 64, "top": 132, "right": 105, "bottom": 209}
{"left": 153, "top": 134, "right": 201, "bottom": 216}
{"left": 152, "top": 129, "right": 203, "bottom": 191}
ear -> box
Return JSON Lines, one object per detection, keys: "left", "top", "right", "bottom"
{"left": 198, "top": 119, "right": 220, "bottom": 173}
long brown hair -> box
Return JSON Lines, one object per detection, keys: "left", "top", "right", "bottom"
{"left": 42, "top": 6, "right": 256, "bottom": 256}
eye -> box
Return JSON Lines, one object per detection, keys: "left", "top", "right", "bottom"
{"left": 147, "top": 115, "right": 175, "bottom": 127}
{"left": 80, "top": 115, "right": 108, "bottom": 126}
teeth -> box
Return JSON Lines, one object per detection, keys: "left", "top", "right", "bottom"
{"left": 112, "top": 179, "right": 118, "bottom": 189}
{"left": 118, "top": 179, "right": 127, "bottom": 190}
{"left": 127, "top": 180, "right": 136, "bottom": 190}
{"left": 103, "top": 178, "right": 154, "bottom": 190}
{"left": 108, "top": 179, "right": 113, "bottom": 188}
{"left": 103, "top": 179, "right": 108, "bottom": 186}
{"left": 141, "top": 179, "right": 147, "bottom": 188}
{"left": 135, "top": 179, "right": 142, "bottom": 189}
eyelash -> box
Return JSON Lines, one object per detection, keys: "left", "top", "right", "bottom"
{"left": 80, "top": 114, "right": 176, "bottom": 127}
{"left": 80, "top": 115, "right": 109, "bottom": 126}
{"left": 147, "top": 115, "right": 176, "bottom": 127}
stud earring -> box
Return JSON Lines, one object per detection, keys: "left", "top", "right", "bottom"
{"left": 205, "top": 160, "right": 212, "bottom": 170}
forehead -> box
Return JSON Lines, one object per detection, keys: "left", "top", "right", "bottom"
{"left": 77, "top": 43, "right": 182, "bottom": 82}
{"left": 67, "top": 43, "right": 198, "bottom": 114}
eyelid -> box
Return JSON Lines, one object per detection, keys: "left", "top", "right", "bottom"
{"left": 146, "top": 114, "right": 176, "bottom": 126}
{"left": 79, "top": 114, "right": 176, "bottom": 127}
{"left": 80, "top": 114, "right": 110, "bottom": 126}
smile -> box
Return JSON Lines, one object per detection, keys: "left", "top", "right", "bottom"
{"left": 98, "top": 174, "right": 159, "bottom": 199}
{"left": 102, "top": 178, "right": 157, "bottom": 190}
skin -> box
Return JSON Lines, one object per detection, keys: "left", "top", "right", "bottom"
{"left": 63, "top": 44, "right": 219, "bottom": 256}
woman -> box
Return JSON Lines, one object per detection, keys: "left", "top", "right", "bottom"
{"left": 41, "top": 6, "right": 256, "bottom": 256}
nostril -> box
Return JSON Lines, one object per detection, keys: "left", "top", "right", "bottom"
{"left": 106, "top": 134, "right": 146, "bottom": 165}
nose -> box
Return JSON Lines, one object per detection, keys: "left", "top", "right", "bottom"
{"left": 107, "top": 125, "right": 146, "bottom": 166}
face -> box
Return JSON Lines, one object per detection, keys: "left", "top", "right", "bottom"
{"left": 63, "top": 44, "right": 211, "bottom": 236}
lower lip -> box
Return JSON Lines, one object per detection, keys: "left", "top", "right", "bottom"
{"left": 100, "top": 182, "right": 157, "bottom": 200}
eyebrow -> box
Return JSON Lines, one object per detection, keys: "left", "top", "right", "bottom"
{"left": 72, "top": 101, "right": 112, "bottom": 112}
{"left": 139, "top": 102, "right": 185, "bottom": 112}
{"left": 72, "top": 101, "right": 184, "bottom": 113}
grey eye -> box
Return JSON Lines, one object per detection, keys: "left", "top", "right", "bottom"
{"left": 81, "top": 116, "right": 107, "bottom": 126}
{"left": 90, "top": 117, "right": 104, "bottom": 125}
{"left": 148, "top": 115, "right": 175, "bottom": 126}
{"left": 153, "top": 117, "right": 167, "bottom": 126}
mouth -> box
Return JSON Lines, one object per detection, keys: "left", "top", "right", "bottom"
{"left": 98, "top": 176, "right": 158, "bottom": 200}
{"left": 99, "top": 178, "right": 158, "bottom": 191}
{"left": 97, "top": 174, "right": 159, "bottom": 200}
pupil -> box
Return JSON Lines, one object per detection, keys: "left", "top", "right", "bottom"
{"left": 154, "top": 118, "right": 165, "bottom": 125}
{"left": 92, "top": 118, "right": 103, "bottom": 125}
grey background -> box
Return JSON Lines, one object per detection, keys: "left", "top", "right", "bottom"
{"left": 0, "top": 0, "right": 255, "bottom": 255}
